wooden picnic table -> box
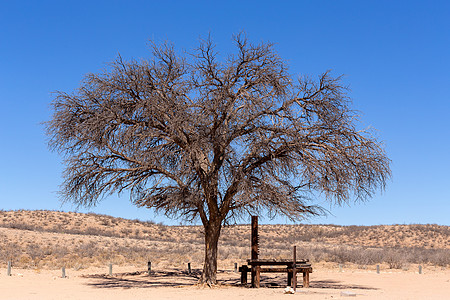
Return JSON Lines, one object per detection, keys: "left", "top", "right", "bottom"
{"left": 240, "top": 257, "right": 312, "bottom": 288}
{"left": 242, "top": 217, "right": 313, "bottom": 289}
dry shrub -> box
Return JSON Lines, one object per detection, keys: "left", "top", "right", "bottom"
{"left": 384, "top": 249, "right": 405, "bottom": 269}
{"left": 1, "top": 210, "right": 449, "bottom": 270}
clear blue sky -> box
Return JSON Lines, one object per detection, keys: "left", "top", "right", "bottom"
{"left": 1, "top": 0, "right": 449, "bottom": 226}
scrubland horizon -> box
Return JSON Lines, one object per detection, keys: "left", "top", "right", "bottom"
{"left": 1, "top": 208, "right": 449, "bottom": 227}
{"left": 1, "top": 209, "right": 448, "bottom": 272}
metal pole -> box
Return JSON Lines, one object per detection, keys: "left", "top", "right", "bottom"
{"left": 419, "top": 265, "right": 422, "bottom": 274}
{"left": 62, "top": 267, "right": 66, "bottom": 278}
{"left": 188, "top": 262, "right": 191, "bottom": 274}
{"left": 148, "top": 261, "right": 152, "bottom": 275}
{"left": 376, "top": 265, "right": 380, "bottom": 274}
{"left": 7, "top": 261, "right": 11, "bottom": 276}
{"left": 109, "top": 264, "right": 112, "bottom": 276}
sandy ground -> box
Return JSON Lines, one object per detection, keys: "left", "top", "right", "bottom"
{"left": 1, "top": 265, "right": 449, "bottom": 300}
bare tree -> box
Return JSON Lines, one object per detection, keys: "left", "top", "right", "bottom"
{"left": 46, "top": 34, "right": 390, "bottom": 285}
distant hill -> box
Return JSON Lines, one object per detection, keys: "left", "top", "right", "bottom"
{"left": 1, "top": 210, "right": 449, "bottom": 270}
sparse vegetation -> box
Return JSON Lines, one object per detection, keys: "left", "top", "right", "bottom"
{"left": 0, "top": 210, "right": 448, "bottom": 271}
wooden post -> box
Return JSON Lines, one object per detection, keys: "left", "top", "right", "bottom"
{"left": 61, "top": 267, "right": 66, "bottom": 278}
{"left": 7, "top": 261, "right": 11, "bottom": 276}
{"left": 292, "top": 246, "right": 297, "bottom": 291}
{"left": 188, "top": 262, "right": 191, "bottom": 274}
{"left": 287, "top": 270, "right": 292, "bottom": 286}
{"left": 148, "top": 261, "right": 151, "bottom": 275}
{"left": 251, "top": 216, "right": 259, "bottom": 260}
{"left": 251, "top": 216, "right": 259, "bottom": 288}
{"left": 240, "top": 265, "right": 248, "bottom": 284}
{"left": 109, "top": 264, "right": 112, "bottom": 276}
{"left": 339, "top": 264, "right": 343, "bottom": 272}
{"left": 234, "top": 262, "right": 238, "bottom": 272}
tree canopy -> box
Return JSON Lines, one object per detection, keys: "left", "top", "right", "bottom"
{"left": 47, "top": 34, "right": 391, "bottom": 284}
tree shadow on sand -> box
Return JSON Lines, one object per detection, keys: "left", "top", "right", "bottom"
{"left": 83, "top": 269, "right": 202, "bottom": 289}
{"left": 83, "top": 270, "right": 377, "bottom": 291}
{"left": 221, "top": 275, "right": 377, "bottom": 290}
{"left": 308, "top": 280, "right": 377, "bottom": 290}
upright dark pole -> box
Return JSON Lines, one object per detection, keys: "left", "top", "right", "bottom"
{"left": 292, "top": 246, "right": 297, "bottom": 291}
{"left": 251, "top": 216, "right": 259, "bottom": 261}
{"left": 251, "top": 216, "right": 259, "bottom": 288}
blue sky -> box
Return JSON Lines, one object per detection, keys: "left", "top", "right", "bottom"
{"left": 0, "top": 0, "right": 449, "bottom": 226}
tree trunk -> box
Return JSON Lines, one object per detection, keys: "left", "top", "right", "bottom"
{"left": 200, "top": 221, "right": 222, "bottom": 286}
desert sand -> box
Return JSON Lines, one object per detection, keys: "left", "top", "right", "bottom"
{"left": 2, "top": 265, "right": 449, "bottom": 300}
{"left": 1, "top": 211, "right": 449, "bottom": 299}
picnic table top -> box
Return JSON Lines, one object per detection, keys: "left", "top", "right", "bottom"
{"left": 246, "top": 259, "right": 310, "bottom": 266}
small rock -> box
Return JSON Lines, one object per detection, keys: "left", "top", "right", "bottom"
{"left": 341, "top": 291, "right": 356, "bottom": 297}
{"left": 284, "top": 286, "right": 295, "bottom": 294}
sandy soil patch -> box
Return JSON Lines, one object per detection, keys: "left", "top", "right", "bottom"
{"left": 2, "top": 265, "right": 449, "bottom": 300}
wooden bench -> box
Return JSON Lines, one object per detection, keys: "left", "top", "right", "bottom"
{"left": 240, "top": 258, "right": 312, "bottom": 288}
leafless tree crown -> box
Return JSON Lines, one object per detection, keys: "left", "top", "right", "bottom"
{"left": 47, "top": 34, "right": 391, "bottom": 225}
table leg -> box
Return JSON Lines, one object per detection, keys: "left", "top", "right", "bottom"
{"left": 303, "top": 271, "right": 310, "bottom": 288}
{"left": 255, "top": 265, "right": 261, "bottom": 288}
{"left": 240, "top": 265, "right": 248, "bottom": 285}
{"left": 251, "top": 265, "right": 256, "bottom": 288}
{"left": 292, "top": 268, "right": 297, "bottom": 290}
